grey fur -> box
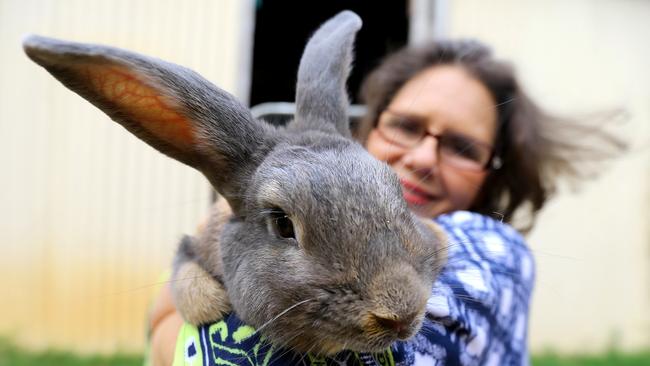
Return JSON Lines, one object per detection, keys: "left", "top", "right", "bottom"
{"left": 294, "top": 10, "right": 360, "bottom": 138}
{"left": 24, "top": 11, "right": 447, "bottom": 355}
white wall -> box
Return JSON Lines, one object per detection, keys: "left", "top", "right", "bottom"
{"left": 0, "top": 0, "right": 253, "bottom": 353}
{"left": 437, "top": 0, "right": 650, "bottom": 353}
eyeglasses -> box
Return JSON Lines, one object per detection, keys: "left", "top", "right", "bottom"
{"left": 376, "top": 110, "right": 502, "bottom": 171}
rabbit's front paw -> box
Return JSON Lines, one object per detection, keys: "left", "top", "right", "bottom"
{"left": 171, "top": 260, "right": 232, "bottom": 325}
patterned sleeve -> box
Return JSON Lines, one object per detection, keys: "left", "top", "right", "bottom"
{"left": 393, "top": 211, "right": 536, "bottom": 366}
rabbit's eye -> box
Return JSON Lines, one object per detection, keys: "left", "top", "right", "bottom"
{"left": 268, "top": 210, "right": 296, "bottom": 240}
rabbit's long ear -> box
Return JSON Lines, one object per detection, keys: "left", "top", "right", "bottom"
{"left": 23, "top": 35, "right": 272, "bottom": 211}
{"left": 294, "top": 10, "right": 361, "bottom": 138}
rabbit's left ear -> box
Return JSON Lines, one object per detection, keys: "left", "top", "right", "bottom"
{"left": 23, "top": 35, "right": 272, "bottom": 211}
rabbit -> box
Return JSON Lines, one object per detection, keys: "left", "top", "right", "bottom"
{"left": 23, "top": 10, "right": 447, "bottom": 355}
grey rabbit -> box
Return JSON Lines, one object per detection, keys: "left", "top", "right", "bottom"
{"left": 23, "top": 11, "right": 447, "bottom": 355}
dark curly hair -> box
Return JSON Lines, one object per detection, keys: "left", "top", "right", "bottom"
{"left": 357, "top": 40, "right": 625, "bottom": 232}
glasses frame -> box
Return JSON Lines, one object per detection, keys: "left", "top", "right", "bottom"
{"left": 376, "top": 110, "right": 503, "bottom": 171}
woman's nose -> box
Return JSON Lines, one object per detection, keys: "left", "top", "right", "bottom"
{"left": 403, "top": 135, "right": 439, "bottom": 172}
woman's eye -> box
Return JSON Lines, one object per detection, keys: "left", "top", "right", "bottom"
{"left": 269, "top": 210, "right": 296, "bottom": 239}
{"left": 388, "top": 118, "right": 422, "bottom": 137}
{"left": 441, "top": 135, "right": 482, "bottom": 162}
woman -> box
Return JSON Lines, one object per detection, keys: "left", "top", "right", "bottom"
{"left": 148, "top": 39, "right": 622, "bottom": 365}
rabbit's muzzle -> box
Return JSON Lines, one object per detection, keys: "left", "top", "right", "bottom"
{"left": 304, "top": 263, "right": 431, "bottom": 354}
{"left": 363, "top": 264, "right": 430, "bottom": 341}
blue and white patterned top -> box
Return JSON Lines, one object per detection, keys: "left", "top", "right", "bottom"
{"left": 400, "top": 211, "right": 536, "bottom": 365}
{"left": 172, "top": 211, "right": 535, "bottom": 366}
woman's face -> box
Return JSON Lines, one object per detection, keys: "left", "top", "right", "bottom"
{"left": 366, "top": 65, "right": 498, "bottom": 218}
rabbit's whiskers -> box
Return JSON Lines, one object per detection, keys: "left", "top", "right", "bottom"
{"left": 252, "top": 297, "right": 315, "bottom": 337}
{"left": 294, "top": 338, "right": 322, "bottom": 363}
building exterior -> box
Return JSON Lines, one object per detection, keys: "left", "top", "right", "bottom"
{"left": 1, "top": 0, "right": 648, "bottom": 354}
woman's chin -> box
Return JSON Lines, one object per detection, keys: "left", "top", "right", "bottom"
{"left": 405, "top": 198, "right": 448, "bottom": 218}
{"left": 402, "top": 192, "right": 432, "bottom": 213}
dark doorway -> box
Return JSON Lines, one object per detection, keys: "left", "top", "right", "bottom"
{"left": 250, "top": 0, "right": 409, "bottom": 108}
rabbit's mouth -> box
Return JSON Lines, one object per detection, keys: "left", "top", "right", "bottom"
{"left": 318, "top": 318, "right": 421, "bottom": 354}
{"left": 290, "top": 300, "right": 425, "bottom": 355}
{"left": 288, "top": 325, "right": 407, "bottom": 356}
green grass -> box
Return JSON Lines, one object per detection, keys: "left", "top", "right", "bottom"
{"left": 0, "top": 338, "right": 143, "bottom": 366}
{"left": 532, "top": 350, "right": 650, "bottom": 366}
{"left": 1, "top": 338, "right": 649, "bottom": 366}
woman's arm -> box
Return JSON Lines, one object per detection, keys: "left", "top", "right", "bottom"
{"left": 149, "top": 284, "right": 183, "bottom": 366}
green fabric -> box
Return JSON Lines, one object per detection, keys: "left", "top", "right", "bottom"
{"left": 173, "top": 323, "right": 204, "bottom": 366}
{"left": 171, "top": 316, "right": 396, "bottom": 366}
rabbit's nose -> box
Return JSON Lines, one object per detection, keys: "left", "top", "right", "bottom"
{"left": 370, "top": 313, "right": 415, "bottom": 339}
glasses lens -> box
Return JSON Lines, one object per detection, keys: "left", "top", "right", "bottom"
{"left": 377, "top": 111, "right": 494, "bottom": 171}
{"left": 377, "top": 113, "right": 424, "bottom": 147}
{"left": 438, "top": 133, "right": 491, "bottom": 170}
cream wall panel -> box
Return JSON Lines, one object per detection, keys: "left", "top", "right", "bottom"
{"left": 445, "top": 0, "right": 650, "bottom": 353}
{"left": 1, "top": 0, "right": 253, "bottom": 352}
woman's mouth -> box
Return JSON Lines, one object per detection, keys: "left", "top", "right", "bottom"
{"left": 400, "top": 179, "right": 436, "bottom": 206}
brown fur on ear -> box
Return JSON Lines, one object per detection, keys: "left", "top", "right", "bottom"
{"left": 172, "top": 260, "right": 231, "bottom": 325}
{"left": 82, "top": 64, "right": 195, "bottom": 150}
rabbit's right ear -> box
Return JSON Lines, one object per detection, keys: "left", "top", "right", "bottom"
{"left": 293, "top": 11, "right": 362, "bottom": 138}
{"left": 23, "top": 35, "right": 273, "bottom": 211}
